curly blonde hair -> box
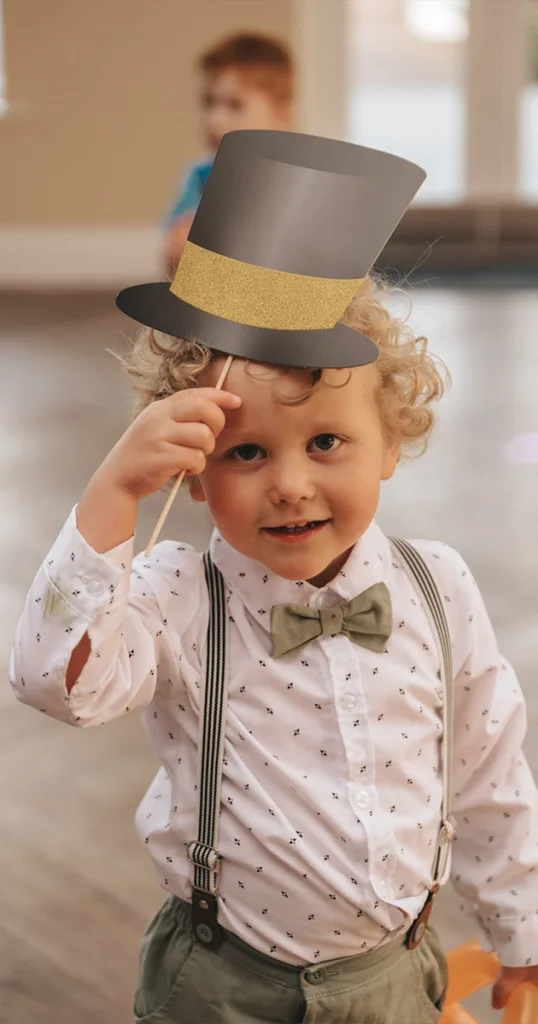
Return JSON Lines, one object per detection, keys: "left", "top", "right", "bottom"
{"left": 119, "top": 276, "right": 449, "bottom": 460}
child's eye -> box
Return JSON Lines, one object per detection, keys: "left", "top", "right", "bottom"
{"left": 308, "top": 434, "right": 342, "bottom": 453}
{"left": 228, "top": 444, "right": 265, "bottom": 462}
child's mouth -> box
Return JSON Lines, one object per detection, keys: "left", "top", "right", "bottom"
{"left": 262, "top": 520, "right": 329, "bottom": 542}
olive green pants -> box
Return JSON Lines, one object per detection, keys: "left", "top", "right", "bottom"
{"left": 134, "top": 897, "right": 447, "bottom": 1024}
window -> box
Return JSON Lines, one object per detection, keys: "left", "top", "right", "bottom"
{"left": 520, "top": 0, "right": 538, "bottom": 198}
{"left": 0, "top": 3, "right": 6, "bottom": 117}
{"left": 405, "top": 0, "right": 469, "bottom": 43}
{"left": 348, "top": 0, "right": 469, "bottom": 203}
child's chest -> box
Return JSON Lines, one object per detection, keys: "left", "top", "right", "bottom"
{"left": 209, "top": 590, "right": 446, "bottom": 772}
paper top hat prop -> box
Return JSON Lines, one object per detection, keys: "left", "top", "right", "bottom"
{"left": 119, "top": 130, "right": 426, "bottom": 554}
{"left": 117, "top": 130, "right": 426, "bottom": 369}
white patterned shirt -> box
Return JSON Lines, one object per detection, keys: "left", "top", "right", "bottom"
{"left": 9, "top": 508, "right": 538, "bottom": 967}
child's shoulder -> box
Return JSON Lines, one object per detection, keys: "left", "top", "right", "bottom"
{"left": 402, "top": 535, "right": 478, "bottom": 598}
{"left": 132, "top": 538, "right": 207, "bottom": 613}
{"left": 403, "top": 536, "right": 470, "bottom": 574}
{"left": 400, "top": 537, "right": 483, "bottom": 658}
{"left": 133, "top": 536, "right": 204, "bottom": 577}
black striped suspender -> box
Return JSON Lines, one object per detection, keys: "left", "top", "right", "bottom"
{"left": 189, "top": 542, "right": 456, "bottom": 952}
{"left": 389, "top": 538, "right": 456, "bottom": 949}
{"left": 188, "top": 552, "right": 229, "bottom": 949}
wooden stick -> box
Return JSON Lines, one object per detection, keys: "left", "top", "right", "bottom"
{"left": 144, "top": 355, "right": 234, "bottom": 556}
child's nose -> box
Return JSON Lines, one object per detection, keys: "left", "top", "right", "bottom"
{"left": 268, "top": 459, "right": 316, "bottom": 505}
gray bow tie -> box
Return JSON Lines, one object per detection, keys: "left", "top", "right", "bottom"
{"left": 270, "top": 582, "right": 392, "bottom": 658}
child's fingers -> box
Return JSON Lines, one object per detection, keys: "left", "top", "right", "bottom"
{"left": 166, "top": 421, "right": 217, "bottom": 457}
{"left": 186, "top": 387, "right": 241, "bottom": 404}
{"left": 167, "top": 389, "right": 241, "bottom": 437}
{"left": 164, "top": 443, "right": 207, "bottom": 478}
{"left": 492, "top": 968, "right": 525, "bottom": 1010}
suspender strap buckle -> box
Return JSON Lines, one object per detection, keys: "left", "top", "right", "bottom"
{"left": 439, "top": 815, "right": 457, "bottom": 855}
{"left": 191, "top": 889, "right": 224, "bottom": 950}
{"left": 188, "top": 841, "right": 221, "bottom": 871}
{"left": 188, "top": 840, "right": 221, "bottom": 896}
{"left": 442, "top": 815, "right": 457, "bottom": 841}
{"left": 434, "top": 814, "right": 457, "bottom": 884}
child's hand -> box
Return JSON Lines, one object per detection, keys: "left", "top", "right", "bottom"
{"left": 100, "top": 387, "right": 241, "bottom": 501}
{"left": 492, "top": 964, "right": 538, "bottom": 1009}
{"left": 76, "top": 387, "right": 240, "bottom": 554}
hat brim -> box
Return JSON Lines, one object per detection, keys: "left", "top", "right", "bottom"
{"left": 116, "top": 283, "right": 379, "bottom": 370}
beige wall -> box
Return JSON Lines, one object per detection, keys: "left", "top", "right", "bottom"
{"left": 349, "top": 0, "right": 466, "bottom": 87}
{"left": 0, "top": 0, "right": 293, "bottom": 225}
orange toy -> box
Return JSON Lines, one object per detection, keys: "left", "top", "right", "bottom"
{"left": 440, "top": 941, "right": 538, "bottom": 1023}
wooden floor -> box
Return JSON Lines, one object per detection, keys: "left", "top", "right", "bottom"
{"left": 1, "top": 288, "right": 537, "bottom": 1023}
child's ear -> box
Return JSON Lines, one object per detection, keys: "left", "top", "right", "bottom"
{"left": 381, "top": 440, "right": 400, "bottom": 481}
{"left": 188, "top": 476, "right": 207, "bottom": 503}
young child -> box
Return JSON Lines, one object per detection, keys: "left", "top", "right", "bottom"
{"left": 11, "top": 131, "right": 538, "bottom": 1023}
{"left": 164, "top": 32, "right": 293, "bottom": 273}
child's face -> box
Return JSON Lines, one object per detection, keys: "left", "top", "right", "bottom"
{"left": 189, "top": 360, "right": 399, "bottom": 587}
{"left": 200, "top": 69, "right": 291, "bottom": 151}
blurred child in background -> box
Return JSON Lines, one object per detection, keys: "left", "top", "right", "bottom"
{"left": 163, "top": 32, "right": 294, "bottom": 274}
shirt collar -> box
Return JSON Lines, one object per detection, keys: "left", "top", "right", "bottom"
{"left": 209, "top": 521, "right": 392, "bottom": 631}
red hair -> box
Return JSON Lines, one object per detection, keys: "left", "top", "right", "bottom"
{"left": 199, "top": 32, "right": 293, "bottom": 104}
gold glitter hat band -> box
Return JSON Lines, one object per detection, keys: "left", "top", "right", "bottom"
{"left": 170, "top": 241, "right": 363, "bottom": 331}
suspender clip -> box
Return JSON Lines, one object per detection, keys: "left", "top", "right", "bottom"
{"left": 406, "top": 883, "right": 440, "bottom": 950}
{"left": 191, "top": 889, "right": 224, "bottom": 951}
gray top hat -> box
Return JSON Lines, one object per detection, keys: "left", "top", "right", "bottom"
{"left": 117, "top": 131, "right": 425, "bottom": 369}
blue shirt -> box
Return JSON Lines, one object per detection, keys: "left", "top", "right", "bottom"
{"left": 164, "top": 157, "right": 213, "bottom": 226}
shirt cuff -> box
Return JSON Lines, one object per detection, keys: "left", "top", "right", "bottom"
{"left": 44, "top": 505, "right": 135, "bottom": 620}
{"left": 478, "top": 912, "right": 538, "bottom": 968}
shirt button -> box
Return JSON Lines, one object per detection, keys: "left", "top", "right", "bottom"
{"left": 304, "top": 968, "right": 325, "bottom": 985}
{"left": 354, "top": 790, "right": 370, "bottom": 809}
{"left": 339, "top": 692, "right": 356, "bottom": 709}
{"left": 86, "top": 580, "right": 102, "bottom": 595}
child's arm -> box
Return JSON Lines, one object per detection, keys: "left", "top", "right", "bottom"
{"left": 163, "top": 162, "right": 207, "bottom": 273}
{"left": 63, "top": 469, "right": 138, "bottom": 690}
{"left": 10, "top": 503, "right": 162, "bottom": 725}
{"left": 164, "top": 213, "right": 194, "bottom": 276}
{"left": 10, "top": 387, "right": 241, "bottom": 726}
{"left": 164, "top": 165, "right": 204, "bottom": 229}
{"left": 446, "top": 553, "right": 538, "bottom": 971}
